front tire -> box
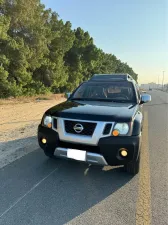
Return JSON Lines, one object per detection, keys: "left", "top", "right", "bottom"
{"left": 44, "top": 148, "right": 55, "bottom": 158}
{"left": 124, "top": 155, "right": 140, "bottom": 175}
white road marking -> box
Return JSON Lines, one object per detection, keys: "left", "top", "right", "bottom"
{"left": 0, "top": 167, "right": 58, "bottom": 219}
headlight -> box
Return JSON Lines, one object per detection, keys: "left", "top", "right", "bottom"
{"left": 43, "top": 115, "right": 52, "bottom": 128}
{"left": 112, "top": 123, "right": 129, "bottom": 136}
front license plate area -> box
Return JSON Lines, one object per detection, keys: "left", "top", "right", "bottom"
{"left": 67, "top": 149, "right": 86, "bottom": 161}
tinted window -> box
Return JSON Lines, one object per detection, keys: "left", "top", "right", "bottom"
{"left": 72, "top": 82, "right": 136, "bottom": 102}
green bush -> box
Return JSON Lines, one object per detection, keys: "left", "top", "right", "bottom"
{"left": 0, "top": 0, "right": 138, "bottom": 98}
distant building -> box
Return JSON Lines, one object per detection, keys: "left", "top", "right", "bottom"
{"left": 140, "top": 83, "right": 168, "bottom": 91}
{"left": 140, "top": 83, "right": 157, "bottom": 90}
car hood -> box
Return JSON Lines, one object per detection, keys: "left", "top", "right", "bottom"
{"left": 46, "top": 100, "right": 139, "bottom": 122}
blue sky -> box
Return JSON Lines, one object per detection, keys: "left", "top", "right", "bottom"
{"left": 41, "top": 0, "right": 167, "bottom": 84}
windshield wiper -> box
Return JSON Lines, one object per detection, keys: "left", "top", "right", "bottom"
{"left": 72, "top": 98, "right": 113, "bottom": 102}
{"left": 109, "top": 100, "right": 134, "bottom": 103}
{"left": 71, "top": 98, "right": 90, "bottom": 101}
{"left": 71, "top": 98, "right": 133, "bottom": 103}
{"left": 108, "top": 100, "right": 128, "bottom": 103}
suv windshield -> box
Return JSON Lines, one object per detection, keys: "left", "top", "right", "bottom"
{"left": 72, "top": 81, "right": 136, "bottom": 102}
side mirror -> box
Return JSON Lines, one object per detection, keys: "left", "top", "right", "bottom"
{"left": 65, "top": 92, "right": 71, "bottom": 99}
{"left": 140, "top": 94, "right": 151, "bottom": 104}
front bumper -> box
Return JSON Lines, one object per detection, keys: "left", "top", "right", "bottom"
{"left": 38, "top": 125, "right": 141, "bottom": 166}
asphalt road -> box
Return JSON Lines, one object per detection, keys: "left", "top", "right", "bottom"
{"left": 0, "top": 90, "right": 167, "bottom": 225}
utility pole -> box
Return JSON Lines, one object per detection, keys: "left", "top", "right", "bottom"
{"left": 158, "top": 75, "right": 160, "bottom": 89}
{"left": 162, "top": 71, "right": 165, "bottom": 90}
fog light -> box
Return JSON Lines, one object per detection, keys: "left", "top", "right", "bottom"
{"left": 47, "top": 123, "right": 52, "bottom": 128}
{"left": 42, "top": 138, "right": 47, "bottom": 144}
{"left": 120, "top": 149, "right": 128, "bottom": 157}
{"left": 112, "top": 130, "right": 120, "bottom": 136}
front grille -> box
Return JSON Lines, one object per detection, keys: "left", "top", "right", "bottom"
{"left": 58, "top": 141, "right": 100, "bottom": 154}
{"left": 64, "top": 120, "right": 97, "bottom": 136}
{"left": 53, "top": 118, "right": 57, "bottom": 129}
{"left": 103, "top": 123, "right": 112, "bottom": 135}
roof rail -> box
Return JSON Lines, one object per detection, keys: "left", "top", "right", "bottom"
{"left": 89, "top": 73, "right": 134, "bottom": 82}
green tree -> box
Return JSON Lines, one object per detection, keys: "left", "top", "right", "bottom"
{"left": 65, "top": 28, "right": 101, "bottom": 91}
{"left": 0, "top": 0, "right": 51, "bottom": 96}
{"left": 0, "top": 0, "right": 138, "bottom": 98}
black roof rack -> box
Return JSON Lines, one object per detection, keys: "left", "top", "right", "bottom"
{"left": 89, "top": 73, "right": 134, "bottom": 82}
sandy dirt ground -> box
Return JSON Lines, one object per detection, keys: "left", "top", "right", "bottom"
{"left": 0, "top": 96, "right": 65, "bottom": 168}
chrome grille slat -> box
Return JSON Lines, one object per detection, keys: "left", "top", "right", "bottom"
{"left": 64, "top": 120, "right": 96, "bottom": 136}
{"left": 52, "top": 117, "right": 114, "bottom": 146}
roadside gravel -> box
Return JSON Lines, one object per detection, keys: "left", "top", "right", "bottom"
{"left": 0, "top": 98, "right": 64, "bottom": 168}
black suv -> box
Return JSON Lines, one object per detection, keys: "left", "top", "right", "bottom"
{"left": 38, "top": 74, "right": 151, "bottom": 175}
